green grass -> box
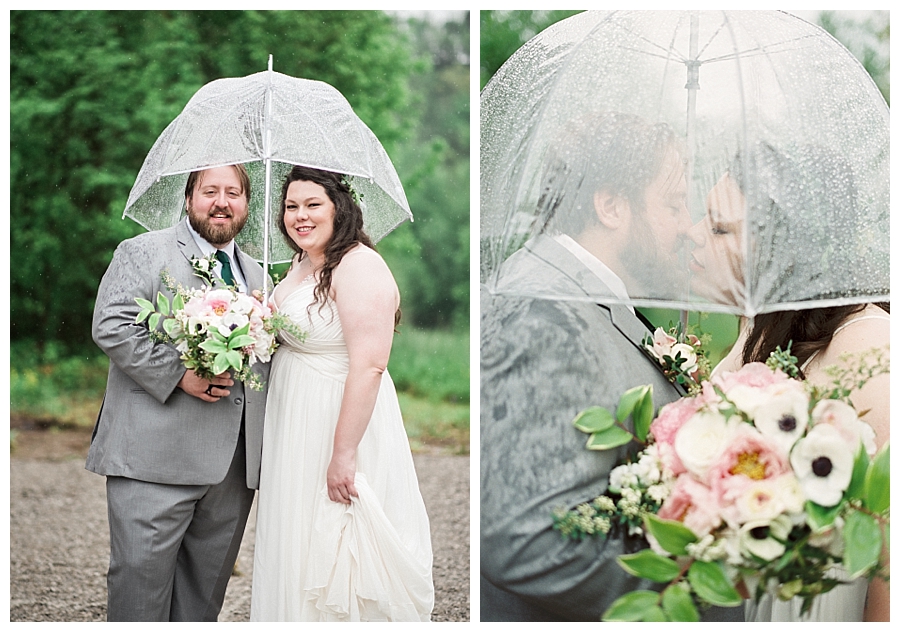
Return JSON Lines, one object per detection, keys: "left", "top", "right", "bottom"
{"left": 10, "top": 327, "right": 471, "bottom": 454}
{"left": 388, "top": 326, "right": 470, "bottom": 404}
{"left": 399, "top": 393, "right": 470, "bottom": 455}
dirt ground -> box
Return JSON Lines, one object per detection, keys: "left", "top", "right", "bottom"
{"left": 8, "top": 420, "right": 470, "bottom": 622}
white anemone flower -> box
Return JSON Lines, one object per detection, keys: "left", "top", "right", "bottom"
{"left": 753, "top": 382, "right": 809, "bottom": 456}
{"left": 790, "top": 423, "right": 854, "bottom": 507}
{"left": 811, "top": 399, "right": 876, "bottom": 457}
{"left": 738, "top": 514, "right": 792, "bottom": 561}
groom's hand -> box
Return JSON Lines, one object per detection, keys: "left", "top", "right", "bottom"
{"left": 177, "top": 369, "right": 234, "bottom": 402}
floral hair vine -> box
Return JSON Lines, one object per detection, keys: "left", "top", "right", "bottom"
{"left": 341, "top": 174, "right": 364, "bottom": 207}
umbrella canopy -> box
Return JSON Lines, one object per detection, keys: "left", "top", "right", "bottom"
{"left": 481, "top": 10, "right": 889, "bottom": 317}
{"left": 124, "top": 60, "right": 412, "bottom": 269}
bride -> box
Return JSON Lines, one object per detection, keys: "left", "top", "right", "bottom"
{"left": 687, "top": 142, "right": 889, "bottom": 622}
{"left": 250, "top": 166, "right": 434, "bottom": 621}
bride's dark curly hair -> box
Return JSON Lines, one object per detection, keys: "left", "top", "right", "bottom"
{"left": 278, "top": 166, "right": 400, "bottom": 326}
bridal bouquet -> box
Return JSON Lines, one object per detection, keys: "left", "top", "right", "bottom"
{"left": 134, "top": 254, "right": 304, "bottom": 391}
{"left": 554, "top": 347, "right": 889, "bottom": 621}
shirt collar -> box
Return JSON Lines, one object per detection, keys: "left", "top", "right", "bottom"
{"left": 554, "top": 233, "right": 634, "bottom": 314}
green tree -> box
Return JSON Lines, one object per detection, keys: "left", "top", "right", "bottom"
{"left": 10, "top": 10, "right": 419, "bottom": 355}
{"left": 382, "top": 12, "right": 470, "bottom": 329}
{"left": 817, "top": 11, "right": 889, "bottom": 105}
{"left": 480, "top": 10, "right": 582, "bottom": 89}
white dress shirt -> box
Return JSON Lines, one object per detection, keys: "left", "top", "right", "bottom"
{"left": 186, "top": 221, "right": 248, "bottom": 293}
{"left": 554, "top": 233, "right": 635, "bottom": 314}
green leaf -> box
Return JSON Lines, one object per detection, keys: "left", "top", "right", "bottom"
{"left": 687, "top": 561, "right": 742, "bottom": 607}
{"left": 135, "top": 297, "right": 155, "bottom": 312}
{"left": 157, "top": 291, "right": 170, "bottom": 316}
{"left": 135, "top": 308, "right": 152, "bottom": 324}
{"left": 662, "top": 583, "right": 699, "bottom": 622}
{"left": 845, "top": 443, "right": 870, "bottom": 500}
{"left": 172, "top": 293, "right": 185, "bottom": 312}
{"left": 199, "top": 339, "right": 228, "bottom": 354}
{"left": 641, "top": 606, "right": 668, "bottom": 622}
{"left": 602, "top": 590, "right": 661, "bottom": 622}
{"left": 864, "top": 443, "right": 890, "bottom": 513}
{"left": 148, "top": 312, "right": 160, "bottom": 331}
{"left": 224, "top": 349, "right": 243, "bottom": 370}
{"left": 842, "top": 510, "right": 882, "bottom": 577}
{"left": 573, "top": 407, "right": 617, "bottom": 434}
{"left": 617, "top": 549, "right": 681, "bottom": 583}
{"left": 163, "top": 318, "right": 177, "bottom": 336}
{"left": 645, "top": 514, "right": 698, "bottom": 556}
{"left": 805, "top": 500, "right": 842, "bottom": 531}
{"left": 632, "top": 386, "right": 654, "bottom": 443}
{"left": 212, "top": 353, "right": 231, "bottom": 376}
{"left": 231, "top": 321, "right": 251, "bottom": 338}
{"left": 586, "top": 425, "right": 633, "bottom": 450}
{"left": 228, "top": 334, "right": 256, "bottom": 350}
{"left": 616, "top": 385, "right": 650, "bottom": 423}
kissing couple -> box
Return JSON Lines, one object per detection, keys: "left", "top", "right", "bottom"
{"left": 480, "top": 112, "right": 889, "bottom": 622}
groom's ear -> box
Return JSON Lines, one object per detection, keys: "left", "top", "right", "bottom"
{"left": 592, "top": 190, "right": 630, "bottom": 230}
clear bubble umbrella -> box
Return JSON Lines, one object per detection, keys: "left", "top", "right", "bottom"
{"left": 481, "top": 10, "right": 889, "bottom": 317}
{"left": 124, "top": 56, "right": 412, "bottom": 296}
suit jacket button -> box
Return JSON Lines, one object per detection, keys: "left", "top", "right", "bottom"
{"left": 235, "top": 398, "right": 243, "bottom": 405}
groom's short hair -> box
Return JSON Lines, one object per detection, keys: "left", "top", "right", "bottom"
{"left": 184, "top": 164, "right": 252, "bottom": 203}
{"left": 535, "top": 112, "right": 679, "bottom": 237}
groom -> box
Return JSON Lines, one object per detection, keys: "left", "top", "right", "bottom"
{"left": 87, "top": 164, "right": 268, "bottom": 621}
{"left": 480, "top": 113, "right": 742, "bottom": 621}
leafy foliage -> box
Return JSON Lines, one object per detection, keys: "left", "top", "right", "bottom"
{"left": 11, "top": 10, "right": 469, "bottom": 357}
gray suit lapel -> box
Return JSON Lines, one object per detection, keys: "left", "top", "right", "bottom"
{"left": 234, "top": 247, "right": 263, "bottom": 293}
{"left": 519, "top": 235, "right": 687, "bottom": 396}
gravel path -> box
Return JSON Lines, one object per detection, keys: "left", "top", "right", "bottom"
{"left": 9, "top": 429, "right": 470, "bottom": 622}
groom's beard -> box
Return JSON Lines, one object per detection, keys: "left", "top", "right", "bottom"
{"left": 187, "top": 201, "right": 248, "bottom": 247}
{"left": 621, "top": 218, "right": 690, "bottom": 299}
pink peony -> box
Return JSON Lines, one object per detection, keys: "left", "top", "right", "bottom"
{"left": 707, "top": 424, "right": 791, "bottom": 502}
{"left": 650, "top": 397, "right": 705, "bottom": 476}
{"left": 712, "top": 362, "right": 789, "bottom": 392}
{"left": 658, "top": 474, "right": 722, "bottom": 537}
{"left": 199, "top": 289, "right": 235, "bottom": 317}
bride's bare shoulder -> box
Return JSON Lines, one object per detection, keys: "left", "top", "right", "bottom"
{"left": 821, "top": 305, "right": 889, "bottom": 362}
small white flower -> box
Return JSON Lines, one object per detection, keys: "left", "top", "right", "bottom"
{"left": 753, "top": 382, "right": 809, "bottom": 456}
{"left": 647, "top": 483, "right": 669, "bottom": 504}
{"left": 811, "top": 399, "right": 876, "bottom": 457}
{"left": 738, "top": 515, "right": 792, "bottom": 561}
{"left": 790, "top": 423, "right": 854, "bottom": 507}
{"left": 651, "top": 328, "right": 677, "bottom": 360}
{"left": 729, "top": 474, "right": 803, "bottom": 525}
{"left": 670, "top": 342, "right": 698, "bottom": 374}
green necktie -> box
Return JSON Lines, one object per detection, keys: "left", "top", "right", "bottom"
{"left": 214, "top": 250, "right": 236, "bottom": 287}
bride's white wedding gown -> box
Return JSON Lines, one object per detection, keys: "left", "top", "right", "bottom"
{"left": 250, "top": 277, "right": 434, "bottom": 621}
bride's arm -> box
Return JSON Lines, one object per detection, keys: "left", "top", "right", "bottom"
{"left": 326, "top": 248, "right": 400, "bottom": 504}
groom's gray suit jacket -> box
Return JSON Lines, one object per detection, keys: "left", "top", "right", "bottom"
{"left": 480, "top": 236, "right": 741, "bottom": 621}
{"left": 87, "top": 219, "right": 268, "bottom": 489}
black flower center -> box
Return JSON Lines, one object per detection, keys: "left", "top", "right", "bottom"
{"left": 778, "top": 415, "right": 797, "bottom": 432}
{"left": 749, "top": 525, "right": 770, "bottom": 540}
{"left": 812, "top": 456, "right": 833, "bottom": 478}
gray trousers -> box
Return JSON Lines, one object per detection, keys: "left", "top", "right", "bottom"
{"left": 105, "top": 434, "right": 255, "bottom": 621}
